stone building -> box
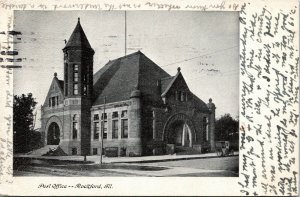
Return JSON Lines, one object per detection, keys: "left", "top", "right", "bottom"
{"left": 41, "top": 19, "right": 216, "bottom": 156}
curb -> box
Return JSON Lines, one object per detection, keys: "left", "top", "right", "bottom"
{"left": 14, "top": 156, "right": 93, "bottom": 164}
{"left": 113, "top": 154, "right": 239, "bottom": 164}
{"left": 14, "top": 154, "right": 238, "bottom": 164}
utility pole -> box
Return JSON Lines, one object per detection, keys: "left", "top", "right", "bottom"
{"left": 100, "top": 96, "right": 106, "bottom": 165}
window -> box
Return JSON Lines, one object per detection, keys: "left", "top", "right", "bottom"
{"left": 83, "top": 85, "right": 87, "bottom": 95}
{"left": 177, "top": 91, "right": 181, "bottom": 101}
{"left": 185, "top": 92, "right": 188, "bottom": 101}
{"left": 72, "top": 148, "right": 77, "bottom": 155}
{"left": 112, "top": 120, "right": 118, "bottom": 139}
{"left": 93, "top": 148, "right": 98, "bottom": 155}
{"left": 203, "top": 117, "right": 208, "bottom": 141}
{"left": 48, "top": 98, "right": 51, "bottom": 107}
{"left": 73, "top": 64, "right": 78, "bottom": 95}
{"left": 181, "top": 92, "right": 185, "bottom": 101}
{"left": 83, "top": 74, "right": 87, "bottom": 82}
{"left": 73, "top": 84, "right": 78, "bottom": 95}
{"left": 72, "top": 115, "right": 78, "bottom": 140}
{"left": 121, "top": 110, "right": 127, "bottom": 118}
{"left": 73, "top": 72, "right": 78, "bottom": 82}
{"left": 94, "top": 122, "right": 99, "bottom": 140}
{"left": 73, "top": 64, "right": 78, "bottom": 71}
{"left": 112, "top": 111, "right": 118, "bottom": 119}
{"left": 121, "top": 119, "right": 128, "bottom": 138}
{"left": 101, "top": 113, "right": 107, "bottom": 120}
{"left": 72, "top": 122, "right": 78, "bottom": 139}
{"left": 175, "top": 91, "right": 178, "bottom": 101}
{"left": 102, "top": 121, "right": 107, "bottom": 139}
{"left": 51, "top": 97, "right": 55, "bottom": 107}
{"left": 94, "top": 114, "right": 99, "bottom": 121}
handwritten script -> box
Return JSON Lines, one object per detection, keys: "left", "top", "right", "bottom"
{"left": 239, "top": 2, "right": 298, "bottom": 196}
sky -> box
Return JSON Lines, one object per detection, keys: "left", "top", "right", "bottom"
{"left": 13, "top": 11, "right": 239, "bottom": 126}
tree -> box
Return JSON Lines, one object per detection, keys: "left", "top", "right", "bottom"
{"left": 13, "top": 93, "right": 38, "bottom": 153}
{"left": 215, "top": 114, "right": 239, "bottom": 149}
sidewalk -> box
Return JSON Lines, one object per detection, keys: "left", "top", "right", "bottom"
{"left": 14, "top": 152, "right": 239, "bottom": 164}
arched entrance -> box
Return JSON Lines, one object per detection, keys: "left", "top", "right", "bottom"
{"left": 167, "top": 121, "right": 192, "bottom": 147}
{"left": 47, "top": 122, "right": 60, "bottom": 145}
{"left": 163, "top": 113, "right": 195, "bottom": 148}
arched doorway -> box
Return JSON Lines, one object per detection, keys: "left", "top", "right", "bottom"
{"left": 167, "top": 121, "right": 192, "bottom": 147}
{"left": 163, "top": 113, "right": 195, "bottom": 148}
{"left": 47, "top": 122, "right": 60, "bottom": 145}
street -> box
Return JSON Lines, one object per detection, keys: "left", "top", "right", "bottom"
{"left": 14, "top": 156, "right": 238, "bottom": 177}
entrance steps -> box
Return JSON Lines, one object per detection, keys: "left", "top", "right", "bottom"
{"left": 175, "top": 146, "right": 201, "bottom": 155}
{"left": 26, "top": 145, "right": 59, "bottom": 156}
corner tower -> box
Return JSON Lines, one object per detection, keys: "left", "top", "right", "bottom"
{"left": 63, "top": 18, "right": 94, "bottom": 98}
{"left": 61, "top": 18, "right": 95, "bottom": 156}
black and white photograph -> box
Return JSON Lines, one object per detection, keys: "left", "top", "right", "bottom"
{"left": 12, "top": 11, "right": 239, "bottom": 177}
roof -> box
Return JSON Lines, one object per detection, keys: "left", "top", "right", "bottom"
{"left": 93, "top": 51, "right": 170, "bottom": 105}
{"left": 160, "top": 70, "right": 209, "bottom": 112}
{"left": 161, "top": 72, "right": 181, "bottom": 97}
{"left": 161, "top": 76, "right": 175, "bottom": 95}
{"left": 191, "top": 93, "right": 210, "bottom": 113}
{"left": 63, "top": 19, "right": 93, "bottom": 51}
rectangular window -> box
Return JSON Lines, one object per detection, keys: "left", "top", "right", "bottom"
{"left": 121, "top": 119, "right": 128, "bottom": 138}
{"left": 73, "top": 83, "right": 78, "bottom": 95}
{"left": 112, "top": 111, "right": 118, "bottom": 119}
{"left": 73, "top": 64, "right": 78, "bottom": 71}
{"left": 72, "top": 122, "right": 78, "bottom": 139}
{"left": 101, "top": 113, "right": 107, "bottom": 120}
{"left": 51, "top": 97, "right": 55, "bottom": 107}
{"left": 112, "top": 120, "right": 118, "bottom": 139}
{"left": 94, "top": 114, "right": 99, "bottom": 121}
{"left": 72, "top": 148, "right": 77, "bottom": 155}
{"left": 121, "top": 110, "right": 127, "bottom": 118}
{"left": 94, "top": 122, "right": 99, "bottom": 140}
{"left": 49, "top": 98, "right": 51, "bottom": 107}
{"left": 83, "top": 85, "right": 87, "bottom": 95}
{"left": 177, "top": 91, "right": 181, "bottom": 101}
{"left": 181, "top": 92, "right": 185, "bottom": 101}
{"left": 93, "top": 148, "right": 98, "bottom": 155}
{"left": 102, "top": 121, "right": 107, "bottom": 139}
{"left": 73, "top": 72, "right": 78, "bottom": 82}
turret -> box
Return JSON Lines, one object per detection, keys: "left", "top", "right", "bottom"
{"left": 63, "top": 17, "right": 94, "bottom": 99}
{"left": 61, "top": 18, "right": 94, "bottom": 156}
{"left": 128, "top": 87, "right": 142, "bottom": 156}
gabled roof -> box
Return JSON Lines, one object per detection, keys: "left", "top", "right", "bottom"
{"left": 161, "top": 72, "right": 181, "bottom": 97}
{"left": 93, "top": 51, "right": 170, "bottom": 105}
{"left": 43, "top": 75, "right": 64, "bottom": 106}
{"left": 160, "top": 68, "right": 209, "bottom": 112}
{"left": 161, "top": 76, "right": 174, "bottom": 95}
{"left": 63, "top": 18, "right": 93, "bottom": 51}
